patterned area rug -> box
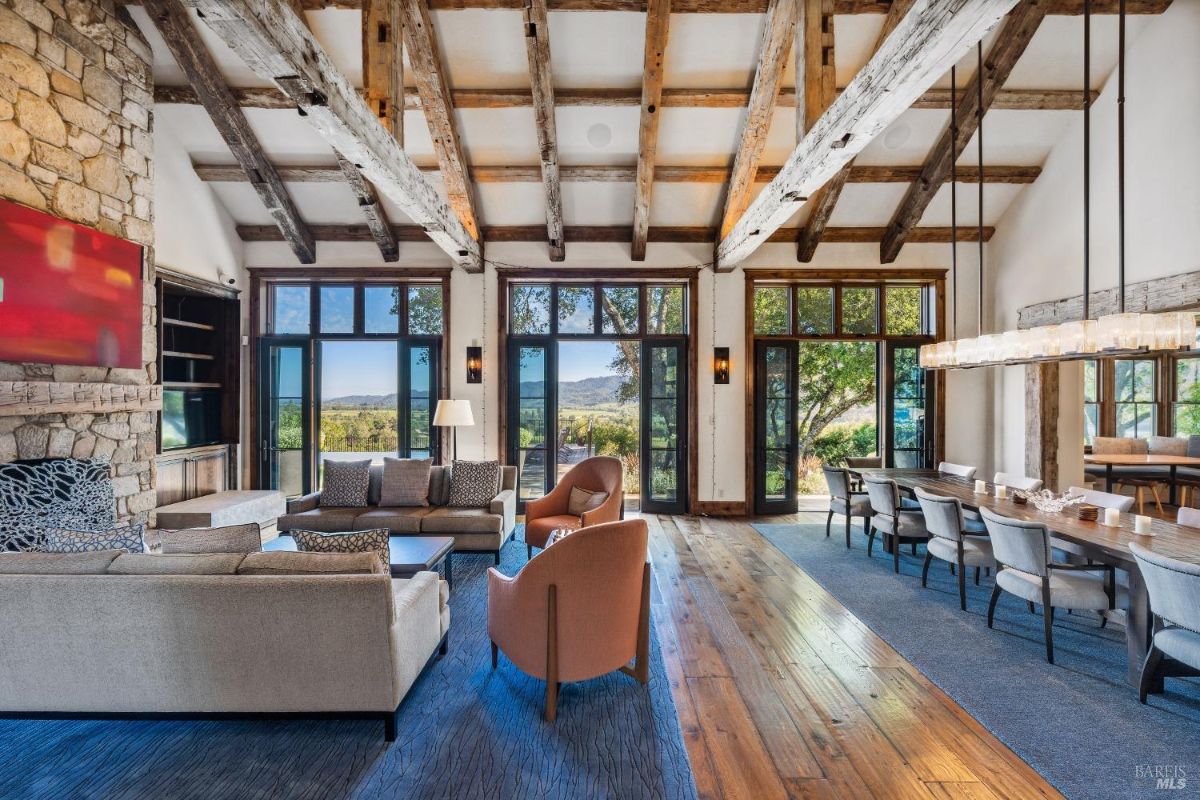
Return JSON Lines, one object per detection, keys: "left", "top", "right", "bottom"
{"left": 0, "top": 527, "right": 697, "bottom": 800}
{"left": 755, "top": 520, "right": 1200, "bottom": 800}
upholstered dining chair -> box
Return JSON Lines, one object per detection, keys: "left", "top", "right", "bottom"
{"left": 863, "top": 474, "right": 930, "bottom": 574}
{"left": 937, "top": 461, "right": 978, "bottom": 480}
{"left": 822, "top": 466, "right": 871, "bottom": 549}
{"left": 980, "top": 507, "right": 1116, "bottom": 664}
{"left": 844, "top": 457, "right": 882, "bottom": 491}
{"left": 487, "top": 519, "right": 650, "bottom": 722}
{"left": 1129, "top": 543, "right": 1200, "bottom": 703}
{"left": 523, "top": 456, "right": 624, "bottom": 556}
{"left": 915, "top": 488, "right": 994, "bottom": 611}
{"left": 993, "top": 472, "right": 1043, "bottom": 493}
{"left": 1178, "top": 507, "right": 1200, "bottom": 527}
{"left": 1066, "top": 486, "right": 1135, "bottom": 512}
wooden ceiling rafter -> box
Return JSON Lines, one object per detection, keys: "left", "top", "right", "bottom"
{"left": 289, "top": 0, "right": 1169, "bottom": 14}
{"left": 631, "top": 0, "right": 672, "bottom": 261}
{"left": 522, "top": 0, "right": 567, "bottom": 260}
{"left": 879, "top": 1, "right": 1048, "bottom": 263}
{"left": 144, "top": 0, "right": 317, "bottom": 264}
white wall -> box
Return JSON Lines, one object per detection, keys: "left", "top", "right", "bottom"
{"left": 987, "top": 0, "right": 1200, "bottom": 485}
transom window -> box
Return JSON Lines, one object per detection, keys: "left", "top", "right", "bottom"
{"left": 753, "top": 283, "right": 930, "bottom": 338}
{"left": 268, "top": 282, "right": 443, "bottom": 337}
{"left": 511, "top": 283, "right": 685, "bottom": 337}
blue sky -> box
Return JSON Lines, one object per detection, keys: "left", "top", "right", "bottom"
{"left": 556, "top": 341, "right": 621, "bottom": 383}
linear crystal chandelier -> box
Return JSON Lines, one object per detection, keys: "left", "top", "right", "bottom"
{"left": 920, "top": 1, "right": 1198, "bottom": 370}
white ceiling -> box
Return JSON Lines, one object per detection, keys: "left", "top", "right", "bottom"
{"left": 130, "top": 3, "right": 1152, "bottom": 262}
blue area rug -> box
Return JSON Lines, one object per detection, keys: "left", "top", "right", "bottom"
{"left": 754, "top": 520, "right": 1200, "bottom": 800}
{"left": 0, "top": 526, "right": 696, "bottom": 800}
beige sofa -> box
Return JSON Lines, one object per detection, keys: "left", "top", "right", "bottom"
{"left": 0, "top": 551, "right": 448, "bottom": 741}
{"left": 280, "top": 464, "right": 518, "bottom": 564}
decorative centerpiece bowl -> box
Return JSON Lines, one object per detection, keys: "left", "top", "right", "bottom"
{"left": 1016, "top": 489, "right": 1085, "bottom": 514}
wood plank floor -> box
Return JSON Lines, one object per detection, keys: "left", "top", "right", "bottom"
{"left": 646, "top": 513, "right": 1063, "bottom": 800}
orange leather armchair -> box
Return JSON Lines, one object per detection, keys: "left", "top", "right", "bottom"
{"left": 524, "top": 455, "right": 624, "bottom": 553}
{"left": 487, "top": 518, "right": 651, "bottom": 721}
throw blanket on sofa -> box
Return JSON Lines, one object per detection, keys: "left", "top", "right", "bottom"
{"left": 0, "top": 458, "right": 115, "bottom": 552}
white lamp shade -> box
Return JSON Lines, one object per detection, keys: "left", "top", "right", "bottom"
{"left": 433, "top": 399, "right": 475, "bottom": 427}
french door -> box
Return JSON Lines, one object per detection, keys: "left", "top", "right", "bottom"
{"left": 259, "top": 340, "right": 311, "bottom": 497}
{"left": 754, "top": 340, "right": 798, "bottom": 515}
{"left": 641, "top": 340, "right": 688, "bottom": 513}
{"left": 508, "top": 340, "right": 555, "bottom": 503}
{"left": 885, "top": 343, "right": 935, "bottom": 468}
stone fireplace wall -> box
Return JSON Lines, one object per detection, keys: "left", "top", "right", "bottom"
{"left": 0, "top": 0, "right": 157, "bottom": 521}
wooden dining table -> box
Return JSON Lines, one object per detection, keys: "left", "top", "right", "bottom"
{"left": 850, "top": 468, "right": 1200, "bottom": 689}
{"left": 1083, "top": 453, "right": 1200, "bottom": 506}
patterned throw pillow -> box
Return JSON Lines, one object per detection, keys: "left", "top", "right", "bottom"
{"left": 293, "top": 528, "right": 391, "bottom": 571}
{"left": 159, "top": 523, "right": 262, "bottom": 555}
{"left": 0, "top": 458, "right": 115, "bottom": 552}
{"left": 568, "top": 486, "right": 609, "bottom": 516}
{"left": 320, "top": 460, "right": 371, "bottom": 507}
{"left": 446, "top": 460, "right": 501, "bottom": 508}
{"left": 379, "top": 457, "right": 432, "bottom": 507}
{"left": 42, "top": 523, "right": 145, "bottom": 554}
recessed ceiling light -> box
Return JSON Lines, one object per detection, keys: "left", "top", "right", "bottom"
{"left": 586, "top": 123, "right": 612, "bottom": 149}
{"left": 883, "top": 124, "right": 911, "bottom": 150}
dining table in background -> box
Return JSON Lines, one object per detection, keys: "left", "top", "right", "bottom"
{"left": 850, "top": 468, "right": 1200, "bottom": 691}
{"left": 1083, "top": 453, "right": 1200, "bottom": 506}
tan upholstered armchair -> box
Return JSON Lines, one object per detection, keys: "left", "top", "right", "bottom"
{"left": 487, "top": 519, "right": 650, "bottom": 722}
{"left": 523, "top": 456, "right": 623, "bottom": 553}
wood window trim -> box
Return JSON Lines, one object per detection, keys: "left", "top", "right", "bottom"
{"left": 248, "top": 269, "right": 452, "bottom": 488}
{"left": 496, "top": 273, "right": 699, "bottom": 513}
{"left": 743, "top": 269, "right": 947, "bottom": 512}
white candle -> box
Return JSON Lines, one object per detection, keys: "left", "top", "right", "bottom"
{"left": 1135, "top": 515, "right": 1154, "bottom": 535}
{"left": 1104, "top": 508, "right": 1120, "bottom": 527}
{"left": 974, "top": 479, "right": 987, "bottom": 494}
{"left": 995, "top": 485, "right": 1008, "bottom": 500}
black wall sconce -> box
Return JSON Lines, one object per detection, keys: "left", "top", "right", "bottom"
{"left": 466, "top": 346, "right": 482, "bottom": 384}
{"left": 713, "top": 347, "right": 730, "bottom": 384}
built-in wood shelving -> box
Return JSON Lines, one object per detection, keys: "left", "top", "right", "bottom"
{"left": 163, "top": 350, "right": 216, "bottom": 361}
{"left": 163, "top": 317, "right": 217, "bottom": 332}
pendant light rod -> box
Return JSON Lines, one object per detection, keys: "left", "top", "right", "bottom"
{"left": 1118, "top": 0, "right": 1127, "bottom": 313}
{"left": 951, "top": 65, "right": 958, "bottom": 338}
{"left": 977, "top": 41, "right": 984, "bottom": 339}
{"left": 1083, "top": 0, "right": 1091, "bottom": 321}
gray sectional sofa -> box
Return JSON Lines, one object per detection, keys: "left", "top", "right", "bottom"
{"left": 279, "top": 464, "right": 518, "bottom": 564}
{"left": 0, "top": 550, "right": 448, "bottom": 741}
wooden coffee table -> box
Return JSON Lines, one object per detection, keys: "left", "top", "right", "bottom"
{"left": 264, "top": 535, "right": 455, "bottom": 589}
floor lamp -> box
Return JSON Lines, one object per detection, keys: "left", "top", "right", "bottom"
{"left": 433, "top": 399, "right": 474, "bottom": 463}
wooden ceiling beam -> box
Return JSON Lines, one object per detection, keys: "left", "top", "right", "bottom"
{"left": 718, "top": 0, "right": 801, "bottom": 240}
{"left": 362, "top": 0, "right": 403, "bottom": 142}
{"left": 291, "top": 0, "right": 1169, "bottom": 14}
{"left": 879, "top": 1, "right": 1047, "bottom": 263}
{"left": 195, "top": 161, "right": 1041, "bottom": 184}
{"left": 797, "top": 0, "right": 911, "bottom": 261}
{"left": 399, "top": 0, "right": 481, "bottom": 242}
{"left": 522, "top": 0, "right": 566, "bottom": 260}
{"left": 238, "top": 223, "right": 994, "bottom": 243}
{"left": 184, "top": 0, "right": 481, "bottom": 270}
{"left": 157, "top": 84, "right": 1098, "bottom": 112}
{"left": 715, "top": 0, "right": 1020, "bottom": 270}
{"left": 631, "top": 0, "right": 672, "bottom": 261}
{"left": 145, "top": 0, "right": 317, "bottom": 264}
{"left": 337, "top": 154, "right": 400, "bottom": 260}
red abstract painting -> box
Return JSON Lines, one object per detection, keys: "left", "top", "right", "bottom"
{"left": 0, "top": 199, "right": 143, "bottom": 370}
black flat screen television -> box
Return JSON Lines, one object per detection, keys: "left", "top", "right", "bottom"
{"left": 161, "top": 389, "right": 221, "bottom": 450}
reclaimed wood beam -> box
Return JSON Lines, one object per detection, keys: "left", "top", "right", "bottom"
{"left": 631, "top": 0, "right": 672, "bottom": 261}
{"left": 337, "top": 154, "right": 400, "bottom": 260}
{"left": 196, "top": 161, "right": 1040, "bottom": 183}
{"left": 238, "top": 223, "right": 993, "bottom": 243}
{"left": 797, "top": 0, "right": 911, "bottom": 261}
{"left": 719, "top": 0, "right": 800, "bottom": 241}
{"left": 144, "top": 0, "right": 316, "bottom": 263}
{"left": 157, "top": 83, "right": 1098, "bottom": 112}
{"left": 291, "top": 0, "right": 1169, "bottom": 14}
{"left": 399, "top": 0, "right": 481, "bottom": 243}
{"left": 522, "top": 0, "right": 566, "bottom": 260}
{"left": 184, "top": 0, "right": 482, "bottom": 270}
{"left": 715, "top": 0, "right": 1020, "bottom": 271}
{"left": 362, "top": 0, "right": 404, "bottom": 142}
{"left": 879, "top": 1, "right": 1047, "bottom": 263}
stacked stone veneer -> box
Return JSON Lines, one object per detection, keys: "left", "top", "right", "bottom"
{"left": 0, "top": 0, "right": 157, "bottom": 520}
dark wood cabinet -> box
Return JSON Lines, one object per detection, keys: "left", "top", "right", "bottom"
{"left": 155, "top": 444, "right": 234, "bottom": 507}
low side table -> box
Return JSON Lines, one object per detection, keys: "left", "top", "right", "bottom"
{"left": 263, "top": 535, "right": 455, "bottom": 588}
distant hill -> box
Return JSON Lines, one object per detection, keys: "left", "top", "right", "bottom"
{"left": 325, "top": 375, "right": 632, "bottom": 409}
